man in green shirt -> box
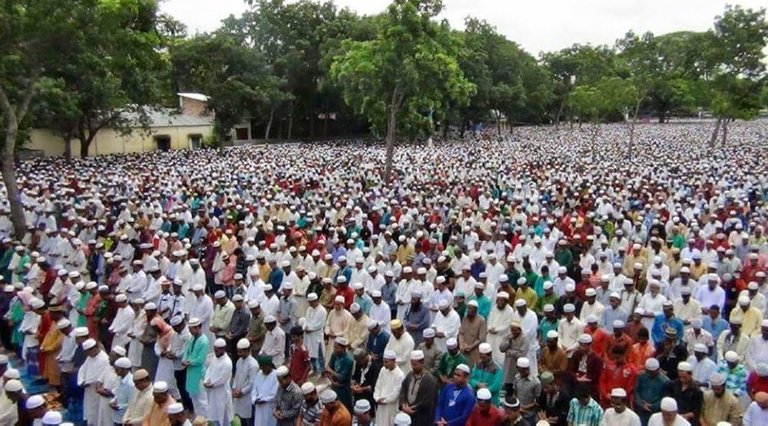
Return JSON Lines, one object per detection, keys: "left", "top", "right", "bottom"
{"left": 469, "top": 343, "right": 503, "bottom": 405}
{"left": 468, "top": 284, "right": 491, "bottom": 320}
{"left": 434, "top": 337, "right": 468, "bottom": 387}
{"left": 634, "top": 357, "right": 670, "bottom": 425}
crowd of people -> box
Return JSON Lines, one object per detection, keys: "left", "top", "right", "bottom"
{"left": 1, "top": 120, "right": 768, "bottom": 425}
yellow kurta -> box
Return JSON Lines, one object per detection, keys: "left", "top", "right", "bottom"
{"left": 142, "top": 398, "right": 175, "bottom": 426}
{"left": 39, "top": 327, "right": 64, "bottom": 386}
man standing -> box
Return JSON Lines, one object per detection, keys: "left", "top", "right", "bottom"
{"left": 274, "top": 365, "right": 303, "bottom": 426}
{"left": 399, "top": 349, "right": 437, "bottom": 425}
{"left": 701, "top": 372, "right": 742, "bottom": 426}
{"left": 458, "top": 301, "right": 487, "bottom": 365}
{"left": 325, "top": 337, "right": 354, "bottom": 411}
{"left": 303, "top": 293, "right": 326, "bottom": 373}
{"left": 261, "top": 315, "right": 286, "bottom": 366}
{"left": 204, "top": 338, "right": 233, "bottom": 426}
{"left": 374, "top": 350, "right": 405, "bottom": 426}
{"left": 385, "top": 319, "right": 415, "bottom": 374}
{"left": 77, "top": 338, "right": 110, "bottom": 426}
{"left": 434, "top": 364, "right": 476, "bottom": 426}
{"left": 468, "top": 343, "right": 503, "bottom": 406}
{"left": 232, "top": 339, "right": 259, "bottom": 426}
{"left": 251, "top": 355, "right": 278, "bottom": 426}
{"left": 599, "top": 388, "right": 640, "bottom": 426}
{"left": 122, "top": 369, "right": 153, "bottom": 426}
{"left": 182, "top": 317, "right": 208, "bottom": 418}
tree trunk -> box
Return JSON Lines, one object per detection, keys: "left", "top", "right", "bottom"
{"left": 323, "top": 107, "right": 329, "bottom": 139}
{"left": 264, "top": 106, "right": 275, "bottom": 141}
{"left": 309, "top": 111, "right": 315, "bottom": 140}
{"left": 709, "top": 117, "right": 722, "bottom": 147}
{"left": 496, "top": 116, "right": 501, "bottom": 136}
{"left": 555, "top": 99, "right": 565, "bottom": 126}
{"left": 383, "top": 89, "right": 400, "bottom": 182}
{"left": 287, "top": 102, "right": 294, "bottom": 140}
{"left": 1, "top": 128, "right": 26, "bottom": 238}
{"left": 721, "top": 118, "right": 728, "bottom": 146}
{"left": 658, "top": 111, "right": 666, "bottom": 123}
{"left": 0, "top": 84, "right": 35, "bottom": 238}
{"left": 459, "top": 120, "right": 466, "bottom": 139}
{"left": 628, "top": 96, "right": 642, "bottom": 160}
{"left": 63, "top": 137, "right": 72, "bottom": 161}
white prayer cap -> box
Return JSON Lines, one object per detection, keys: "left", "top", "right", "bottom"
{"left": 188, "top": 317, "right": 201, "bottom": 327}
{"left": 276, "top": 366, "right": 289, "bottom": 377}
{"left": 645, "top": 357, "right": 660, "bottom": 371}
{"left": 75, "top": 327, "right": 89, "bottom": 337}
{"left": 455, "top": 363, "right": 470, "bottom": 374}
{"left": 350, "top": 303, "right": 361, "bottom": 314}
{"left": 565, "top": 283, "right": 576, "bottom": 292}
{"left": 411, "top": 350, "right": 425, "bottom": 361}
{"left": 612, "top": 320, "right": 625, "bottom": 329}
{"left": 82, "top": 339, "right": 97, "bottom": 350}
{"left": 725, "top": 351, "right": 740, "bottom": 363}
{"left": 585, "top": 288, "right": 596, "bottom": 297}
{"left": 514, "top": 299, "right": 526, "bottom": 307}
{"left": 516, "top": 357, "right": 530, "bottom": 368}
{"left": 479, "top": 343, "right": 492, "bottom": 354}
{"left": 214, "top": 338, "right": 227, "bottom": 348}
{"left": 192, "top": 284, "right": 204, "bottom": 292}
{"left": 335, "top": 337, "right": 349, "bottom": 346}
{"left": 167, "top": 402, "right": 184, "bottom": 415}
{"left": 467, "top": 300, "right": 479, "bottom": 308}
{"left": 661, "top": 397, "right": 678, "bottom": 412}
{"left": 3, "top": 369, "right": 19, "bottom": 380}
{"left": 153, "top": 381, "right": 169, "bottom": 393}
{"left": 354, "top": 399, "right": 372, "bottom": 414}
{"left": 307, "top": 293, "right": 318, "bottom": 301}
{"left": 383, "top": 350, "right": 397, "bottom": 360}
{"left": 319, "top": 389, "right": 337, "bottom": 404}
{"left": 477, "top": 388, "right": 492, "bottom": 401}
{"left": 334, "top": 295, "right": 345, "bottom": 304}
{"left": 563, "top": 303, "right": 575, "bottom": 313}
{"left": 610, "top": 388, "right": 627, "bottom": 398}
{"left": 438, "top": 299, "right": 450, "bottom": 309}
{"left": 115, "top": 357, "right": 132, "bottom": 369}
{"left": 30, "top": 298, "right": 44, "bottom": 309}
{"left": 57, "top": 319, "right": 71, "bottom": 330}
{"left": 112, "top": 346, "right": 126, "bottom": 356}
{"left": 677, "top": 361, "right": 693, "bottom": 372}
{"left": 694, "top": 343, "right": 708, "bottom": 353}
{"left": 543, "top": 281, "right": 553, "bottom": 290}
{"left": 301, "top": 382, "right": 316, "bottom": 395}
{"left": 543, "top": 304, "right": 555, "bottom": 313}
{"left": 144, "top": 302, "right": 157, "bottom": 310}
{"left": 447, "top": 338, "right": 458, "bottom": 348}
{"left": 496, "top": 292, "right": 509, "bottom": 299}
{"left": 578, "top": 334, "right": 593, "bottom": 344}
{"left": 214, "top": 290, "right": 226, "bottom": 299}
{"left": 586, "top": 315, "right": 598, "bottom": 324}
{"left": 4, "top": 379, "right": 21, "bottom": 392}
{"left": 26, "top": 395, "right": 45, "bottom": 409}
{"left": 0, "top": 355, "right": 6, "bottom": 364}
{"left": 546, "top": 330, "right": 559, "bottom": 339}
{"left": 232, "top": 294, "right": 244, "bottom": 302}
{"left": 423, "top": 328, "right": 435, "bottom": 338}
{"left": 115, "top": 294, "right": 127, "bottom": 303}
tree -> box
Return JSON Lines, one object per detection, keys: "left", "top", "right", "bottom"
{"left": 569, "top": 76, "right": 636, "bottom": 143}
{"left": 0, "top": 0, "right": 94, "bottom": 236}
{"left": 703, "top": 5, "right": 768, "bottom": 146}
{"left": 331, "top": 0, "right": 475, "bottom": 181}
{"left": 170, "top": 30, "right": 288, "bottom": 145}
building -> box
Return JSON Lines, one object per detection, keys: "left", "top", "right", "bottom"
{"left": 26, "top": 93, "right": 215, "bottom": 157}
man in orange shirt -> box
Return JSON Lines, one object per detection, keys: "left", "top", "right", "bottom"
{"left": 630, "top": 327, "right": 656, "bottom": 370}
{"left": 319, "top": 389, "right": 352, "bottom": 425}
{"left": 605, "top": 321, "right": 635, "bottom": 363}
{"left": 598, "top": 345, "right": 637, "bottom": 408}
{"left": 584, "top": 315, "right": 609, "bottom": 359}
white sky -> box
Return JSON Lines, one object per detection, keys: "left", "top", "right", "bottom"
{"left": 161, "top": 0, "right": 766, "bottom": 56}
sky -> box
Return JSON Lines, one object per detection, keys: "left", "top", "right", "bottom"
{"left": 161, "top": 0, "right": 766, "bottom": 55}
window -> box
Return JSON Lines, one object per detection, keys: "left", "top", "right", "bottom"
{"left": 235, "top": 127, "right": 249, "bottom": 141}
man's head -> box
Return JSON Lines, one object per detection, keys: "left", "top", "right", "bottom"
{"left": 153, "top": 381, "right": 170, "bottom": 405}
{"left": 452, "top": 364, "right": 470, "bottom": 387}
{"left": 661, "top": 397, "right": 679, "bottom": 423}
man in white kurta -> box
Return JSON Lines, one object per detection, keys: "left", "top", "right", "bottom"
{"left": 384, "top": 320, "right": 415, "bottom": 374}
{"left": 324, "top": 297, "right": 354, "bottom": 362}
{"left": 204, "top": 339, "right": 233, "bottom": 426}
{"left": 77, "top": 339, "right": 110, "bottom": 426}
{"left": 189, "top": 285, "right": 215, "bottom": 345}
{"left": 512, "top": 299, "right": 540, "bottom": 377}
{"left": 232, "top": 339, "right": 260, "bottom": 424}
{"left": 374, "top": 350, "right": 405, "bottom": 426}
{"left": 109, "top": 295, "right": 134, "bottom": 349}
{"left": 487, "top": 293, "right": 515, "bottom": 365}
{"left": 251, "top": 359, "right": 278, "bottom": 426}
{"left": 431, "top": 300, "right": 461, "bottom": 352}
{"left": 303, "top": 295, "right": 327, "bottom": 372}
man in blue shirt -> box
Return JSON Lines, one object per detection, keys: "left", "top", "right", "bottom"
{"left": 404, "top": 291, "right": 431, "bottom": 347}
{"left": 366, "top": 321, "right": 390, "bottom": 367}
{"left": 435, "top": 363, "right": 476, "bottom": 426}
{"left": 651, "top": 301, "right": 685, "bottom": 344}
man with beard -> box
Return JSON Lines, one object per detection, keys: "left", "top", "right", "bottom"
{"left": 351, "top": 348, "right": 378, "bottom": 410}
{"left": 469, "top": 343, "right": 503, "bottom": 406}
{"left": 398, "top": 349, "right": 437, "bottom": 425}
{"left": 701, "top": 372, "right": 742, "bottom": 426}
{"left": 599, "top": 388, "right": 640, "bottom": 425}
{"left": 459, "top": 300, "right": 487, "bottom": 365}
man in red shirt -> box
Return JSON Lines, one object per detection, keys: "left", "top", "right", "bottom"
{"left": 599, "top": 345, "right": 637, "bottom": 408}
{"left": 467, "top": 388, "right": 503, "bottom": 426}
{"left": 747, "top": 363, "right": 768, "bottom": 399}
{"left": 288, "top": 326, "right": 310, "bottom": 385}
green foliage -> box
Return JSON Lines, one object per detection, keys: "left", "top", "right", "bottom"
{"left": 330, "top": 0, "right": 475, "bottom": 138}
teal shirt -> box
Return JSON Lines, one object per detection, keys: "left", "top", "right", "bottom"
{"left": 183, "top": 334, "right": 209, "bottom": 396}
{"left": 468, "top": 294, "right": 491, "bottom": 319}
{"left": 634, "top": 372, "right": 670, "bottom": 413}
{"left": 469, "top": 361, "right": 503, "bottom": 405}
{"left": 538, "top": 318, "right": 559, "bottom": 341}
